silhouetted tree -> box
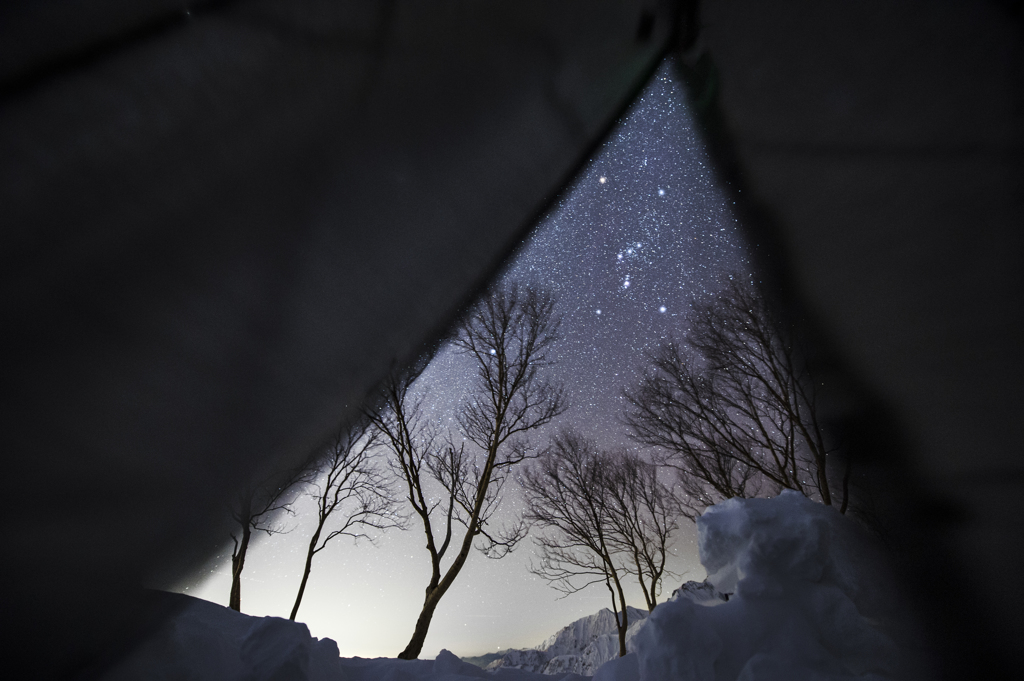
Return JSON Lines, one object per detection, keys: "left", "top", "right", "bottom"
{"left": 289, "top": 419, "right": 402, "bottom": 621}
{"left": 603, "top": 450, "right": 680, "bottom": 611}
{"left": 369, "top": 282, "right": 564, "bottom": 660}
{"left": 229, "top": 466, "right": 309, "bottom": 612}
{"left": 624, "top": 279, "right": 837, "bottom": 517}
{"left": 520, "top": 431, "right": 632, "bottom": 657}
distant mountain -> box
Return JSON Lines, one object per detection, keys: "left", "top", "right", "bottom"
{"left": 485, "top": 606, "right": 648, "bottom": 676}
{"left": 459, "top": 652, "right": 504, "bottom": 669}
{"left": 485, "top": 581, "right": 730, "bottom": 676}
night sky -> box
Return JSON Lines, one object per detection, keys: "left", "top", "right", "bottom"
{"left": 186, "top": 59, "right": 750, "bottom": 659}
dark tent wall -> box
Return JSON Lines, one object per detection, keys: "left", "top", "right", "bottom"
{"left": 1, "top": 0, "right": 1020, "bottom": 679}
{"left": 687, "top": 1, "right": 1022, "bottom": 676}
{"left": 0, "top": 1, "right": 679, "bottom": 677}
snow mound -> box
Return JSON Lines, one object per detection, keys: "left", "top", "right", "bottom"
{"left": 100, "top": 592, "right": 588, "bottom": 681}
{"left": 597, "top": 491, "right": 921, "bottom": 681}
{"left": 102, "top": 593, "right": 344, "bottom": 681}
{"left": 488, "top": 606, "right": 648, "bottom": 676}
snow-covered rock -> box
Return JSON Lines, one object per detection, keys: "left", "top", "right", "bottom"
{"left": 536, "top": 654, "right": 580, "bottom": 676}
{"left": 537, "top": 606, "right": 648, "bottom": 656}
{"left": 488, "top": 606, "right": 648, "bottom": 676}
{"left": 670, "top": 579, "right": 727, "bottom": 606}
{"left": 595, "top": 491, "right": 925, "bottom": 681}
{"left": 488, "top": 649, "right": 551, "bottom": 674}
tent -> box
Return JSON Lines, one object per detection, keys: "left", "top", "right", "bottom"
{"left": 1, "top": 1, "right": 1020, "bottom": 677}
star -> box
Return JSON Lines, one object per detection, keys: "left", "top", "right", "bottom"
{"left": 195, "top": 57, "right": 751, "bottom": 660}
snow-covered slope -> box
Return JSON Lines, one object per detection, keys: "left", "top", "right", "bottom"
{"left": 487, "top": 606, "right": 648, "bottom": 676}
{"left": 537, "top": 606, "right": 648, "bottom": 655}
{"left": 99, "top": 591, "right": 588, "bottom": 681}
{"left": 97, "top": 491, "right": 923, "bottom": 681}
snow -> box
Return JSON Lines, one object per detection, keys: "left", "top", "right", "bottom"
{"left": 669, "top": 579, "right": 728, "bottom": 606}
{"left": 597, "top": 491, "right": 925, "bottom": 681}
{"left": 100, "top": 591, "right": 589, "bottom": 681}
{"left": 487, "top": 606, "right": 648, "bottom": 675}
{"left": 537, "top": 606, "right": 648, "bottom": 655}
{"left": 101, "top": 491, "right": 923, "bottom": 680}
{"left": 488, "top": 649, "right": 551, "bottom": 674}
{"left": 101, "top": 593, "right": 344, "bottom": 681}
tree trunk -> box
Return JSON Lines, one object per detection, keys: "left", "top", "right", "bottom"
{"left": 397, "top": 590, "right": 442, "bottom": 660}
{"left": 614, "top": 596, "right": 629, "bottom": 658}
{"left": 290, "top": 525, "right": 322, "bottom": 620}
{"left": 399, "top": 445, "right": 499, "bottom": 658}
{"left": 398, "top": 535, "right": 475, "bottom": 659}
{"left": 229, "top": 523, "right": 251, "bottom": 612}
{"left": 614, "top": 576, "right": 629, "bottom": 657}
{"left": 605, "top": 570, "right": 629, "bottom": 658}
{"left": 635, "top": 552, "right": 654, "bottom": 612}
{"left": 839, "top": 451, "right": 852, "bottom": 514}
{"left": 817, "top": 453, "right": 832, "bottom": 506}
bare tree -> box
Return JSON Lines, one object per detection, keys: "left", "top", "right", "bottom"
{"left": 623, "top": 279, "right": 838, "bottom": 517}
{"left": 622, "top": 339, "right": 763, "bottom": 518}
{"left": 229, "top": 466, "right": 309, "bottom": 612}
{"left": 603, "top": 451, "right": 680, "bottom": 612}
{"left": 288, "top": 419, "right": 402, "bottom": 621}
{"left": 369, "top": 282, "right": 564, "bottom": 660}
{"left": 520, "top": 431, "right": 633, "bottom": 658}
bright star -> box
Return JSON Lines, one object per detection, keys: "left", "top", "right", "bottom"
{"left": 659, "top": 306, "right": 667, "bottom": 313}
{"left": 658, "top": 188, "right": 665, "bottom": 196}
{"left": 599, "top": 176, "right": 607, "bottom": 184}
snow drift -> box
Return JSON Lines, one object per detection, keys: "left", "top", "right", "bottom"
{"left": 597, "top": 490, "right": 925, "bottom": 681}
{"left": 101, "top": 491, "right": 922, "bottom": 680}
{"left": 101, "top": 591, "right": 588, "bottom": 681}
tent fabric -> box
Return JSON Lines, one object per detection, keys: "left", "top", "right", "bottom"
{"left": 2, "top": 1, "right": 1021, "bottom": 679}
{"left": 0, "top": 2, "right": 679, "bottom": 678}
{"left": 691, "top": 1, "right": 1023, "bottom": 677}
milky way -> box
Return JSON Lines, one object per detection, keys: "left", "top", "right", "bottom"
{"left": 188, "top": 58, "right": 751, "bottom": 659}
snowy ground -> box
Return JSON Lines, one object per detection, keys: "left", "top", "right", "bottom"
{"left": 103, "top": 492, "right": 927, "bottom": 680}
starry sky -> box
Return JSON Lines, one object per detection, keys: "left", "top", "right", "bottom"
{"left": 185, "top": 59, "right": 750, "bottom": 659}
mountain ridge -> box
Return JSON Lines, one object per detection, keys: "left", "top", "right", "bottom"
{"left": 485, "top": 605, "right": 648, "bottom": 676}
